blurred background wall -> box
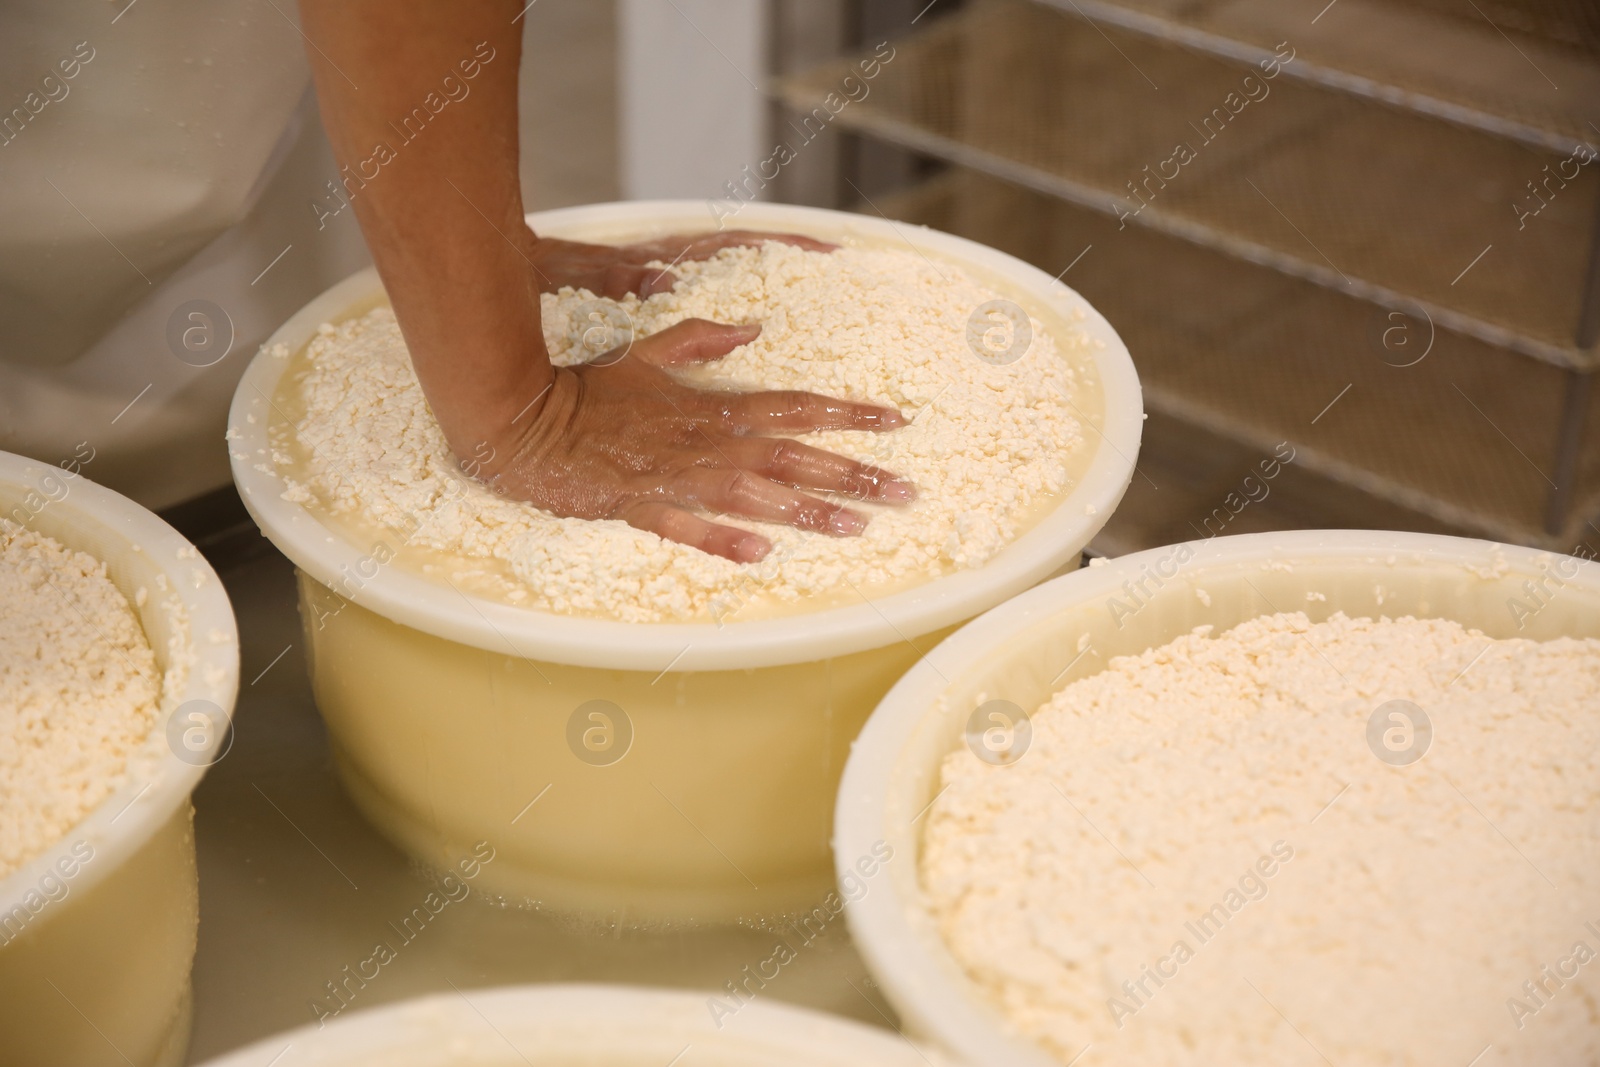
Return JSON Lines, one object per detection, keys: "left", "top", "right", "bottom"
{"left": 519, "top": 0, "right": 621, "bottom": 208}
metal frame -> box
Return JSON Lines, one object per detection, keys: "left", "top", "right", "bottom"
{"left": 773, "top": 93, "right": 1598, "bottom": 373}
{"left": 1547, "top": 180, "right": 1600, "bottom": 532}
{"left": 771, "top": 0, "right": 1600, "bottom": 542}
{"left": 1034, "top": 0, "right": 1599, "bottom": 157}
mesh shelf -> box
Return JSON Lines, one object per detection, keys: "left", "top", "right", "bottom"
{"left": 779, "top": 0, "right": 1600, "bottom": 367}
{"left": 1030, "top": 0, "right": 1600, "bottom": 154}
{"left": 866, "top": 167, "right": 1600, "bottom": 548}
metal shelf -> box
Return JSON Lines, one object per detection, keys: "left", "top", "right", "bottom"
{"left": 778, "top": 0, "right": 1599, "bottom": 368}
{"left": 1030, "top": 0, "right": 1600, "bottom": 157}
{"left": 863, "top": 167, "right": 1600, "bottom": 548}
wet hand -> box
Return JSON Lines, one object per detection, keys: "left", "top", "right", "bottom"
{"left": 477, "top": 319, "right": 914, "bottom": 563}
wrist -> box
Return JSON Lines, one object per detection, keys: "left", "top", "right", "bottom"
{"left": 467, "top": 365, "right": 577, "bottom": 492}
{"left": 382, "top": 264, "right": 555, "bottom": 475}
{"left": 429, "top": 346, "right": 557, "bottom": 466}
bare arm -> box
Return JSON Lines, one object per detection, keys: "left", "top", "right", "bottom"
{"left": 298, "top": 2, "right": 545, "bottom": 465}
{"left": 297, "top": 2, "right": 912, "bottom": 562}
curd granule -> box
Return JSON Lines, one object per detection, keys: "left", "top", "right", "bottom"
{"left": 922, "top": 612, "right": 1600, "bottom": 1066}
{"left": 273, "top": 241, "right": 1099, "bottom": 622}
{"left": 0, "top": 525, "right": 163, "bottom": 878}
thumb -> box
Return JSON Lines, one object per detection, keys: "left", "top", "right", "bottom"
{"left": 637, "top": 318, "right": 761, "bottom": 367}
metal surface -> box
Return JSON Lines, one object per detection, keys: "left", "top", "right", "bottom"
{"left": 862, "top": 167, "right": 1600, "bottom": 548}
{"left": 1548, "top": 369, "right": 1597, "bottom": 534}
{"left": 778, "top": 0, "right": 1600, "bottom": 368}
{"left": 1580, "top": 182, "right": 1600, "bottom": 349}
{"left": 1035, "top": 0, "right": 1599, "bottom": 155}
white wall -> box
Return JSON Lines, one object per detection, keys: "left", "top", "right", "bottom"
{"left": 617, "top": 0, "right": 769, "bottom": 201}
{"left": 518, "top": 0, "right": 620, "bottom": 209}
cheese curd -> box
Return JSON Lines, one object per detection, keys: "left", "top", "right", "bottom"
{"left": 0, "top": 525, "right": 162, "bottom": 879}
{"left": 274, "top": 241, "right": 1100, "bottom": 622}
{"left": 923, "top": 612, "right": 1600, "bottom": 1066}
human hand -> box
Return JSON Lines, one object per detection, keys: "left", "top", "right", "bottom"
{"left": 299, "top": 4, "right": 897, "bottom": 563}
{"left": 527, "top": 230, "right": 837, "bottom": 299}
{"left": 476, "top": 318, "right": 914, "bottom": 562}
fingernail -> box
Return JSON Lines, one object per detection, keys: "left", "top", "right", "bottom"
{"left": 830, "top": 510, "right": 866, "bottom": 536}
{"left": 734, "top": 322, "right": 762, "bottom": 339}
{"left": 643, "top": 271, "right": 677, "bottom": 296}
{"left": 869, "top": 409, "right": 906, "bottom": 429}
{"left": 879, "top": 480, "right": 916, "bottom": 504}
{"left": 734, "top": 534, "right": 770, "bottom": 562}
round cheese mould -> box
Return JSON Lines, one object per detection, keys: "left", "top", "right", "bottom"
{"left": 191, "top": 983, "right": 948, "bottom": 1066}
{"left": 0, "top": 450, "right": 240, "bottom": 1067}
{"left": 228, "top": 199, "right": 1143, "bottom": 924}
{"left": 833, "top": 529, "right": 1600, "bottom": 1066}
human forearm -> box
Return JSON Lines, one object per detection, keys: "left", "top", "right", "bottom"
{"left": 294, "top": 2, "right": 913, "bottom": 560}
{"left": 297, "top": 0, "right": 548, "bottom": 461}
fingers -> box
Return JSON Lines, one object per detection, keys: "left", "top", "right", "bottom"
{"left": 619, "top": 501, "right": 771, "bottom": 563}
{"left": 594, "top": 263, "right": 676, "bottom": 300}
{"left": 633, "top": 318, "right": 761, "bottom": 367}
{"left": 526, "top": 236, "right": 678, "bottom": 298}
{"left": 617, "top": 453, "right": 889, "bottom": 564}
{"left": 718, "top": 437, "right": 915, "bottom": 503}
{"left": 708, "top": 389, "right": 906, "bottom": 435}
{"left": 719, "top": 230, "right": 838, "bottom": 253}
{"left": 639, "top": 269, "right": 678, "bottom": 297}
{"left": 670, "top": 467, "right": 866, "bottom": 536}
{"left": 683, "top": 230, "right": 839, "bottom": 256}
{"left": 533, "top": 264, "right": 655, "bottom": 300}
{"left": 623, "top": 229, "right": 839, "bottom": 264}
